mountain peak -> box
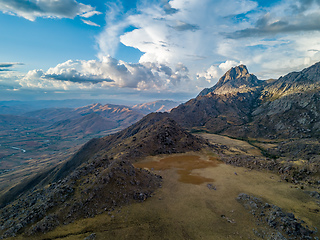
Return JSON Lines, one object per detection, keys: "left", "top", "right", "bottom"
{"left": 198, "top": 64, "right": 261, "bottom": 96}
{"left": 220, "top": 64, "right": 249, "bottom": 83}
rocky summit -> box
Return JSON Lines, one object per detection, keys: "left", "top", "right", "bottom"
{"left": 198, "top": 64, "right": 263, "bottom": 96}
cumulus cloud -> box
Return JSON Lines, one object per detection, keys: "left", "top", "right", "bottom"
{"left": 0, "top": 0, "right": 101, "bottom": 21}
{"left": 18, "top": 57, "right": 190, "bottom": 91}
{"left": 219, "top": 60, "right": 242, "bottom": 72}
{"left": 99, "top": 0, "right": 257, "bottom": 73}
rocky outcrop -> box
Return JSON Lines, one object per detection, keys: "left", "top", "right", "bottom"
{"left": 237, "top": 193, "right": 317, "bottom": 239}
{"left": 90, "top": 112, "right": 210, "bottom": 161}
{"left": 261, "top": 62, "right": 320, "bottom": 102}
{"left": 0, "top": 156, "right": 162, "bottom": 238}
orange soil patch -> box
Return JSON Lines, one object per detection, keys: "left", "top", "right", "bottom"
{"left": 134, "top": 155, "right": 219, "bottom": 185}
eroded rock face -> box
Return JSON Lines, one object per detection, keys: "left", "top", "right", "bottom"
{"left": 223, "top": 91, "right": 320, "bottom": 139}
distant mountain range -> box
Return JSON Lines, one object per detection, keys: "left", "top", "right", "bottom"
{"left": 0, "top": 100, "right": 180, "bottom": 139}
{"left": 21, "top": 103, "right": 144, "bottom": 137}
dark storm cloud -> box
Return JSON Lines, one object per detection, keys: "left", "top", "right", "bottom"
{"left": 226, "top": 9, "right": 320, "bottom": 39}
{"left": 44, "top": 73, "right": 114, "bottom": 84}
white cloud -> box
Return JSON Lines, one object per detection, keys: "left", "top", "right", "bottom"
{"left": 118, "top": 0, "right": 257, "bottom": 67}
{"left": 196, "top": 60, "right": 242, "bottom": 89}
{"left": 81, "top": 10, "right": 102, "bottom": 18}
{"left": 81, "top": 19, "right": 100, "bottom": 27}
{"left": 17, "top": 57, "right": 191, "bottom": 91}
{"left": 0, "top": 0, "right": 101, "bottom": 21}
{"left": 219, "top": 60, "right": 242, "bottom": 72}
{"left": 96, "top": 2, "right": 128, "bottom": 59}
{"left": 197, "top": 66, "right": 219, "bottom": 82}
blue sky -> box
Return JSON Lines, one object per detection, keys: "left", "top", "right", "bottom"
{"left": 1, "top": 0, "right": 320, "bottom": 103}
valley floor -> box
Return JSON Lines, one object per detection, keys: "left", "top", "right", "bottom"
{"left": 11, "top": 150, "right": 319, "bottom": 240}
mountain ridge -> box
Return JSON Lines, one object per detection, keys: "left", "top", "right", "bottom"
{"left": 0, "top": 112, "right": 210, "bottom": 237}
{"left": 171, "top": 61, "right": 320, "bottom": 139}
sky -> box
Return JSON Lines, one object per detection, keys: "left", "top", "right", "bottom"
{"left": 1, "top": 0, "right": 320, "bottom": 103}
